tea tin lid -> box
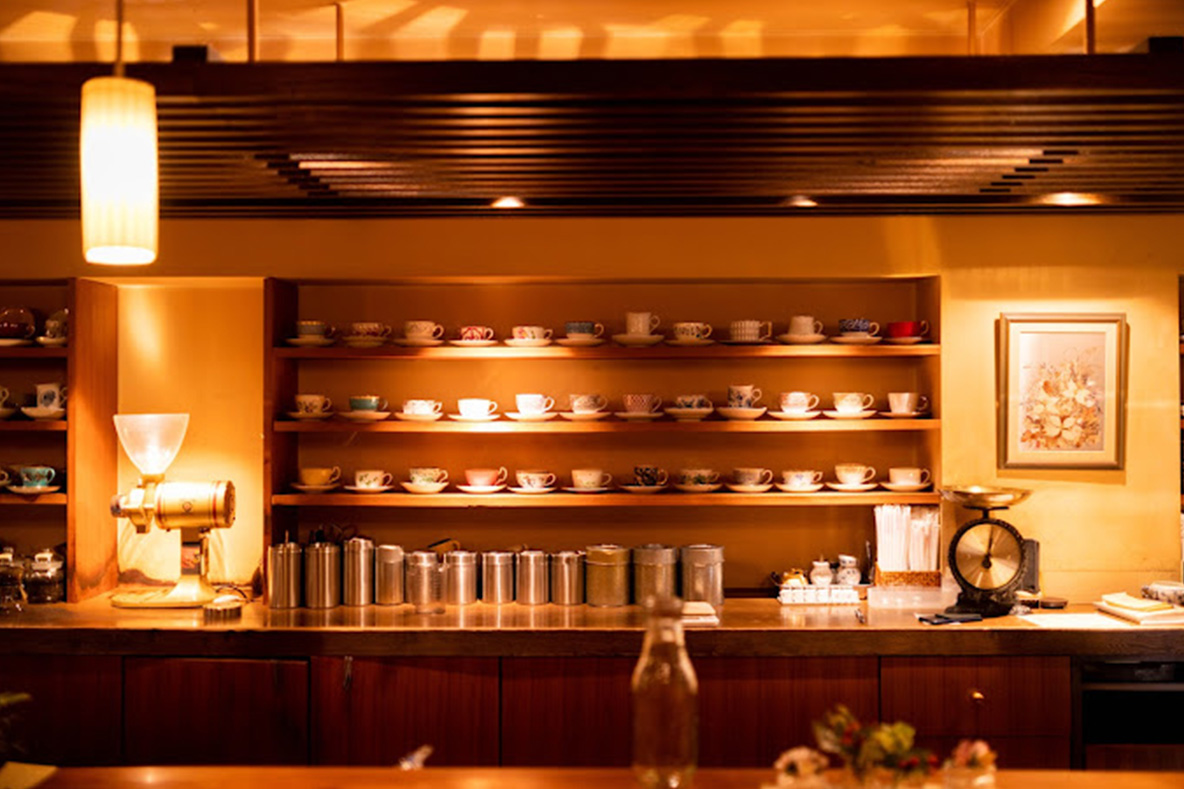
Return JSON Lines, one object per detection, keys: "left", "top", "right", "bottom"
{"left": 376, "top": 544, "right": 405, "bottom": 562}
{"left": 444, "top": 550, "right": 477, "bottom": 566}
{"left": 586, "top": 544, "right": 629, "bottom": 564}
{"left": 344, "top": 536, "right": 374, "bottom": 552}
{"left": 632, "top": 544, "right": 677, "bottom": 565}
{"left": 483, "top": 551, "right": 515, "bottom": 566}
{"left": 681, "top": 544, "right": 725, "bottom": 563}
{"left": 407, "top": 550, "right": 439, "bottom": 566}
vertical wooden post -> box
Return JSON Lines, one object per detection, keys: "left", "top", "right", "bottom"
{"left": 967, "top": 0, "right": 978, "bottom": 56}
{"left": 247, "top": 0, "right": 260, "bottom": 62}
{"left": 336, "top": 3, "right": 346, "bottom": 62}
{"left": 1085, "top": 0, "right": 1097, "bottom": 54}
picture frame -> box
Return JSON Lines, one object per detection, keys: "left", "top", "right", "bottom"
{"left": 997, "top": 312, "right": 1127, "bottom": 470}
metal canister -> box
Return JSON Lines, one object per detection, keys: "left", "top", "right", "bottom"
{"left": 304, "top": 542, "right": 341, "bottom": 609}
{"left": 406, "top": 551, "right": 442, "bottom": 613}
{"left": 375, "top": 544, "right": 405, "bottom": 605}
{"left": 585, "top": 544, "right": 630, "bottom": 607}
{"left": 482, "top": 551, "right": 515, "bottom": 604}
{"left": 343, "top": 536, "right": 374, "bottom": 606}
{"left": 632, "top": 544, "right": 678, "bottom": 604}
{"left": 443, "top": 550, "right": 478, "bottom": 605}
{"left": 550, "top": 550, "right": 585, "bottom": 605}
{"left": 681, "top": 543, "right": 725, "bottom": 608}
{"left": 267, "top": 541, "right": 302, "bottom": 609}
{"left": 516, "top": 550, "right": 549, "bottom": 605}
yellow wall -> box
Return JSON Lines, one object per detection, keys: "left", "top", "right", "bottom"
{"left": 2, "top": 214, "right": 1181, "bottom": 599}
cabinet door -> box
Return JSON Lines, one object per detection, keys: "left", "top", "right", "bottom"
{"left": 698, "top": 657, "right": 880, "bottom": 767}
{"left": 501, "top": 657, "right": 632, "bottom": 766}
{"left": 311, "top": 656, "right": 499, "bottom": 766}
{"left": 123, "top": 658, "right": 309, "bottom": 765}
{"left": 0, "top": 655, "right": 121, "bottom": 766}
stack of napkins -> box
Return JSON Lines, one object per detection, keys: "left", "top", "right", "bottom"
{"left": 1095, "top": 592, "right": 1184, "bottom": 625}
{"left": 681, "top": 600, "right": 720, "bottom": 627}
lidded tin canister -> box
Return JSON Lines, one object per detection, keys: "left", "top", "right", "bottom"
{"left": 443, "top": 550, "right": 478, "bottom": 605}
{"left": 482, "top": 551, "right": 515, "bottom": 604}
{"left": 585, "top": 544, "right": 630, "bottom": 607}
{"left": 550, "top": 550, "right": 585, "bottom": 605}
{"left": 375, "top": 544, "right": 405, "bottom": 605}
{"left": 304, "top": 542, "right": 341, "bottom": 609}
{"left": 267, "top": 541, "right": 303, "bottom": 609}
{"left": 516, "top": 550, "right": 549, "bottom": 605}
{"left": 681, "top": 543, "right": 725, "bottom": 608}
{"left": 406, "top": 551, "right": 442, "bottom": 613}
{"left": 632, "top": 544, "right": 678, "bottom": 605}
{"left": 342, "top": 536, "right": 374, "bottom": 606}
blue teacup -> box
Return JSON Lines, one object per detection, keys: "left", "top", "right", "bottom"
{"left": 349, "top": 395, "right": 387, "bottom": 412}
{"left": 838, "top": 318, "right": 880, "bottom": 336}
{"left": 18, "top": 465, "right": 55, "bottom": 488}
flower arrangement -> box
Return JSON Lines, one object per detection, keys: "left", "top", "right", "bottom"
{"left": 946, "top": 740, "right": 996, "bottom": 770}
{"left": 811, "top": 705, "right": 936, "bottom": 786}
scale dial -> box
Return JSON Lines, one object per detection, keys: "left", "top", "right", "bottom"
{"left": 950, "top": 518, "right": 1025, "bottom": 595}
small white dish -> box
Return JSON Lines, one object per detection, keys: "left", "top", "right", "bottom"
{"left": 291, "top": 482, "right": 339, "bottom": 493}
{"left": 663, "top": 407, "right": 713, "bottom": 421}
{"left": 394, "top": 412, "right": 444, "bottom": 422}
{"left": 884, "top": 336, "right": 925, "bottom": 345}
{"left": 612, "top": 333, "right": 664, "bottom": 347}
{"left": 0, "top": 407, "right": 18, "bottom": 420}
{"left": 448, "top": 413, "right": 500, "bottom": 423}
{"left": 448, "top": 339, "right": 498, "bottom": 347}
{"left": 830, "top": 335, "right": 882, "bottom": 345}
{"left": 776, "top": 333, "right": 826, "bottom": 345}
{"left": 7, "top": 485, "right": 61, "bottom": 495}
{"left": 393, "top": 337, "right": 444, "bottom": 347}
{"left": 775, "top": 482, "right": 825, "bottom": 493}
{"left": 344, "top": 485, "right": 394, "bottom": 494}
{"left": 337, "top": 410, "right": 392, "bottom": 423}
{"left": 504, "top": 337, "right": 552, "bottom": 348}
{"left": 767, "top": 410, "right": 821, "bottom": 421}
{"left": 555, "top": 337, "right": 605, "bottom": 347}
{"left": 401, "top": 481, "right": 449, "bottom": 494}
{"left": 21, "top": 407, "right": 65, "bottom": 421}
{"left": 559, "top": 411, "right": 611, "bottom": 421}
{"left": 341, "top": 335, "right": 389, "bottom": 348}
{"left": 716, "top": 406, "right": 767, "bottom": 421}
{"left": 286, "top": 336, "right": 336, "bottom": 348}
{"left": 725, "top": 483, "right": 774, "bottom": 494}
{"left": 36, "top": 336, "right": 68, "bottom": 347}
{"left": 664, "top": 338, "right": 714, "bottom": 347}
{"left": 825, "top": 482, "right": 878, "bottom": 492}
{"left": 613, "top": 411, "right": 664, "bottom": 421}
{"left": 457, "top": 484, "right": 507, "bottom": 494}
{"left": 674, "top": 483, "right": 723, "bottom": 493}
{"left": 508, "top": 486, "right": 556, "bottom": 495}
{"left": 822, "top": 410, "right": 877, "bottom": 420}
{"left": 287, "top": 411, "right": 333, "bottom": 421}
{"left": 562, "top": 486, "right": 611, "bottom": 494}
{"left": 880, "top": 481, "right": 931, "bottom": 492}
{"left": 0, "top": 339, "right": 33, "bottom": 348}
{"left": 879, "top": 410, "right": 928, "bottom": 419}
{"left": 618, "top": 484, "right": 667, "bottom": 494}
{"left": 505, "top": 411, "right": 559, "bottom": 422}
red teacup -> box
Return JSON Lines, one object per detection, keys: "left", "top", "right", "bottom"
{"left": 886, "top": 320, "right": 929, "bottom": 339}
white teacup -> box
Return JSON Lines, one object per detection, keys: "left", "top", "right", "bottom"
{"left": 833, "top": 392, "right": 875, "bottom": 413}
{"left": 35, "top": 382, "right": 66, "bottom": 410}
{"left": 888, "top": 392, "right": 930, "bottom": 414}
{"left": 733, "top": 467, "right": 774, "bottom": 486}
{"left": 675, "top": 394, "right": 712, "bottom": 409}
{"left": 516, "top": 393, "right": 555, "bottom": 415}
{"left": 679, "top": 468, "right": 719, "bottom": 485}
{"left": 405, "top": 320, "right": 444, "bottom": 339}
{"left": 296, "top": 320, "right": 334, "bottom": 337}
{"left": 465, "top": 467, "right": 508, "bottom": 487}
{"left": 516, "top": 469, "right": 557, "bottom": 489}
{"left": 780, "top": 391, "right": 820, "bottom": 413}
{"left": 352, "top": 321, "right": 392, "bottom": 338}
{"left": 458, "top": 398, "right": 498, "bottom": 418}
{"left": 572, "top": 468, "right": 613, "bottom": 489}
{"left": 673, "top": 322, "right": 712, "bottom": 341}
{"left": 729, "top": 319, "right": 772, "bottom": 343}
{"left": 781, "top": 469, "right": 823, "bottom": 489}
{"left": 403, "top": 399, "right": 443, "bottom": 415}
{"left": 409, "top": 467, "right": 449, "bottom": 485}
{"left": 788, "top": 315, "right": 824, "bottom": 336}
{"left": 512, "top": 325, "right": 552, "bottom": 340}
{"left": 728, "top": 384, "right": 762, "bottom": 408}
{"left": 299, "top": 466, "right": 341, "bottom": 486}
{"left": 622, "top": 393, "right": 662, "bottom": 413}
{"left": 888, "top": 467, "right": 931, "bottom": 486}
{"left": 625, "top": 311, "right": 660, "bottom": 336}
{"left": 295, "top": 393, "right": 332, "bottom": 414}
{"left": 570, "top": 393, "right": 607, "bottom": 413}
{"left": 834, "top": 464, "right": 876, "bottom": 485}
{"left": 356, "top": 469, "right": 394, "bottom": 489}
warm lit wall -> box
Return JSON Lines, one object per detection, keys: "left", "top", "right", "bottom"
{"left": 2, "top": 214, "right": 1181, "bottom": 599}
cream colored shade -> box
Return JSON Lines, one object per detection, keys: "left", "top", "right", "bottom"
{"left": 80, "top": 75, "right": 158, "bottom": 265}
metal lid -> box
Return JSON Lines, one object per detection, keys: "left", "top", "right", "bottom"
{"left": 407, "top": 550, "right": 438, "bottom": 567}
{"left": 203, "top": 596, "right": 244, "bottom": 623}
{"left": 344, "top": 536, "right": 374, "bottom": 553}
{"left": 376, "top": 544, "right": 405, "bottom": 562}
{"left": 586, "top": 544, "right": 629, "bottom": 565}
{"left": 271, "top": 542, "right": 302, "bottom": 556}
{"left": 518, "top": 549, "right": 546, "bottom": 560}
{"left": 30, "top": 549, "right": 63, "bottom": 570}
{"left": 633, "top": 544, "right": 677, "bottom": 565}
{"left": 483, "top": 551, "right": 515, "bottom": 566}
{"left": 444, "top": 550, "right": 477, "bottom": 566}
{"left": 681, "top": 544, "right": 724, "bottom": 564}
{"left": 551, "top": 550, "right": 584, "bottom": 564}
{"left": 306, "top": 542, "right": 340, "bottom": 555}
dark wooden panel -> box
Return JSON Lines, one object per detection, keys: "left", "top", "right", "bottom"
{"left": 0, "top": 655, "right": 121, "bottom": 766}
{"left": 698, "top": 657, "right": 879, "bottom": 767}
{"left": 881, "top": 656, "right": 980, "bottom": 737}
{"left": 1086, "top": 744, "right": 1184, "bottom": 771}
{"left": 975, "top": 656, "right": 1070, "bottom": 737}
{"left": 501, "top": 657, "right": 632, "bottom": 766}
{"left": 311, "top": 656, "right": 499, "bottom": 766}
{"left": 123, "top": 658, "right": 309, "bottom": 765}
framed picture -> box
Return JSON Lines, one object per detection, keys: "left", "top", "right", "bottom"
{"left": 998, "top": 312, "right": 1127, "bottom": 470}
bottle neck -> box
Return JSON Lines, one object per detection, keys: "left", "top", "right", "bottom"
{"left": 642, "top": 614, "right": 686, "bottom": 651}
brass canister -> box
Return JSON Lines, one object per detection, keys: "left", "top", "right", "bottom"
{"left": 585, "top": 544, "right": 630, "bottom": 607}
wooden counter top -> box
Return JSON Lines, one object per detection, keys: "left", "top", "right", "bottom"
{"left": 2, "top": 597, "right": 1182, "bottom": 658}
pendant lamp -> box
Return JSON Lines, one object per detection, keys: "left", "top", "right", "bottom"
{"left": 80, "top": 0, "right": 158, "bottom": 265}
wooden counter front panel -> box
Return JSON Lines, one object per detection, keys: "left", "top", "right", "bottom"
{"left": 311, "top": 657, "right": 499, "bottom": 766}
{"left": 123, "top": 658, "right": 309, "bottom": 766}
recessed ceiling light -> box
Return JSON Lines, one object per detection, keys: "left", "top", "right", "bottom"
{"left": 491, "top": 196, "right": 525, "bottom": 209}
{"left": 785, "top": 195, "right": 818, "bottom": 208}
{"left": 1038, "top": 192, "right": 1103, "bottom": 207}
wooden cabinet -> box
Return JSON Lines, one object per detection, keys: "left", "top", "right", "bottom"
{"left": 123, "top": 658, "right": 309, "bottom": 765}
{"left": 310, "top": 656, "right": 499, "bottom": 766}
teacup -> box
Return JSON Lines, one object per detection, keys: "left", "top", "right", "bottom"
{"left": 299, "top": 466, "right": 341, "bottom": 486}
{"left": 673, "top": 322, "right": 712, "bottom": 341}
{"left": 349, "top": 395, "right": 388, "bottom": 412}
{"left": 465, "top": 467, "right": 508, "bottom": 487}
{"left": 458, "top": 398, "right": 498, "bottom": 418}
{"left": 886, "top": 320, "right": 930, "bottom": 339}
{"left": 403, "top": 399, "right": 443, "bottom": 415}
{"left": 409, "top": 467, "right": 449, "bottom": 485}
{"left": 838, "top": 318, "right": 880, "bottom": 336}
{"left": 296, "top": 320, "right": 334, "bottom": 338}
{"left": 788, "top": 315, "right": 824, "bottom": 336}
{"left": 675, "top": 394, "right": 712, "bottom": 409}
{"left": 512, "top": 325, "right": 552, "bottom": 341}
{"left": 516, "top": 469, "right": 557, "bottom": 489}
{"left": 44, "top": 319, "right": 67, "bottom": 339}
{"left": 18, "top": 466, "right": 56, "bottom": 488}
{"left": 780, "top": 391, "right": 819, "bottom": 413}
{"left": 0, "top": 469, "right": 8, "bottom": 486}
{"left": 295, "top": 393, "right": 333, "bottom": 414}
{"left": 887, "top": 392, "right": 930, "bottom": 414}
{"left": 569, "top": 393, "right": 607, "bottom": 413}
{"left": 625, "top": 311, "right": 660, "bottom": 336}
{"left": 351, "top": 321, "right": 392, "bottom": 338}
{"left": 834, "top": 463, "right": 876, "bottom": 485}
{"left": 833, "top": 392, "right": 875, "bottom": 413}
{"left": 0, "top": 386, "right": 7, "bottom": 406}
{"left": 459, "top": 325, "right": 495, "bottom": 341}
{"left": 888, "top": 467, "right": 931, "bottom": 486}
{"left": 633, "top": 465, "right": 668, "bottom": 487}
{"left": 355, "top": 469, "right": 394, "bottom": 489}
{"left": 729, "top": 319, "right": 772, "bottom": 343}
{"left": 572, "top": 468, "right": 613, "bottom": 489}
{"left": 405, "top": 320, "right": 444, "bottom": 340}
{"left": 733, "top": 467, "right": 773, "bottom": 486}
{"left": 516, "top": 393, "right": 555, "bottom": 415}
{"left": 781, "top": 469, "right": 823, "bottom": 489}
{"left": 623, "top": 393, "right": 662, "bottom": 413}
{"left": 679, "top": 468, "right": 719, "bottom": 485}
{"left": 566, "top": 321, "right": 605, "bottom": 338}
{"left": 35, "top": 383, "right": 67, "bottom": 410}
{"left": 728, "top": 384, "right": 762, "bottom": 408}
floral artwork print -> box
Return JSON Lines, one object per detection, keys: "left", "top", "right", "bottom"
{"left": 1016, "top": 331, "right": 1105, "bottom": 452}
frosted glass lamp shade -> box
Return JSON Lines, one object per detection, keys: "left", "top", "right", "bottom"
{"left": 114, "top": 414, "right": 189, "bottom": 477}
{"left": 81, "top": 76, "right": 159, "bottom": 266}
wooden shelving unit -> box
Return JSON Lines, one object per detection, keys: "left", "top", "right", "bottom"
{"left": 0, "top": 494, "right": 67, "bottom": 506}
{"left": 0, "top": 421, "right": 68, "bottom": 432}
{"left": 276, "top": 344, "right": 940, "bottom": 361}
{"left": 274, "top": 418, "right": 939, "bottom": 434}
{"left": 0, "top": 347, "right": 69, "bottom": 360}
{"left": 273, "top": 491, "right": 941, "bottom": 508}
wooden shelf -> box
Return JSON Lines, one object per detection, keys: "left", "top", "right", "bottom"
{"left": 0, "top": 346, "right": 68, "bottom": 359}
{"left": 275, "top": 344, "right": 940, "bottom": 361}
{"left": 273, "top": 492, "right": 940, "bottom": 508}
{"left": 0, "top": 420, "right": 67, "bottom": 431}
{"left": 275, "top": 418, "right": 939, "bottom": 434}
{"left": 0, "top": 493, "right": 67, "bottom": 505}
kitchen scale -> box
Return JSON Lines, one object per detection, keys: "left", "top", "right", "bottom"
{"left": 939, "top": 486, "right": 1031, "bottom": 618}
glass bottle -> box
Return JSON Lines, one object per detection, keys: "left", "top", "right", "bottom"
{"left": 632, "top": 596, "right": 698, "bottom": 789}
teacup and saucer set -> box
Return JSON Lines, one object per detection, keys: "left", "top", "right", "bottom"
{"left": 563, "top": 468, "right": 613, "bottom": 494}
{"left": 338, "top": 394, "right": 392, "bottom": 422}
{"left": 823, "top": 392, "right": 877, "bottom": 420}
{"left": 664, "top": 393, "right": 714, "bottom": 422}
{"left": 673, "top": 467, "right": 722, "bottom": 493}
{"left": 287, "top": 319, "right": 337, "bottom": 348}
{"left": 619, "top": 464, "right": 668, "bottom": 493}
{"left": 614, "top": 393, "right": 664, "bottom": 421}
{"left": 721, "top": 319, "right": 772, "bottom": 345}
{"left": 879, "top": 392, "right": 930, "bottom": 419}
{"left": 449, "top": 325, "right": 497, "bottom": 347}
{"left": 396, "top": 399, "right": 445, "bottom": 422}
{"left": 509, "top": 469, "right": 558, "bottom": 495}
{"left": 825, "top": 463, "right": 877, "bottom": 492}
{"left": 344, "top": 469, "right": 395, "bottom": 494}
{"left": 36, "top": 309, "right": 69, "bottom": 347}
{"left": 883, "top": 320, "right": 930, "bottom": 346}
{"left": 342, "top": 321, "right": 394, "bottom": 349}
{"left": 3, "top": 465, "right": 61, "bottom": 496}
{"left": 402, "top": 466, "right": 449, "bottom": 494}
{"left": 768, "top": 391, "right": 821, "bottom": 421}
{"left": 395, "top": 320, "right": 445, "bottom": 348}
{"left": 665, "top": 321, "right": 714, "bottom": 347}
{"left": 449, "top": 398, "right": 500, "bottom": 422}
{"left": 775, "top": 469, "right": 825, "bottom": 494}
{"left": 504, "top": 325, "right": 553, "bottom": 348}
{"left": 715, "top": 384, "right": 766, "bottom": 421}
{"left": 506, "top": 393, "right": 558, "bottom": 422}
{"left": 776, "top": 315, "right": 826, "bottom": 345}
{"left": 560, "top": 393, "right": 610, "bottom": 421}
{"left": 0, "top": 307, "right": 36, "bottom": 347}
{"left": 830, "top": 318, "right": 882, "bottom": 345}
{"left": 725, "top": 467, "right": 774, "bottom": 494}
{"left": 22, "top": 382, "right": 67, "bottom": 421}
{"left": 880, "top": 466, "right": 932, "bottom": 493}
{"left": 291, "top": 466, "right": 341, "bottom": 493}
{"left": 457, "top": 467, "right": 508, "bottom": 494}
{"left": 555, "top": 321, "right": 606, "bottom": 348}
{"left": 613, "top": 312, "right": 664, "bottom": 347}
{"left": 288, "top": 393, "right": 334, "bottom": 421}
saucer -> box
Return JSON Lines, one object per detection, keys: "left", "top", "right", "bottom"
{"left": 720, "top": 339, "right": 772, "bottom": 345}
{"left": 344, "top": 485, "right": 394, "bottom": 493}
{"left": 509, "top": 486, "right": 556, "bottom": 495}
{"left": 393, "top": 337, "right": 444, "bottom": 347}
{"left": 612, "top": 333, "right": 664, "bottom": 347}
{"left": 774, "top": 482, "right": 825, "bottom": 493}
{"left": 0, "top": 339, "right": 32, "bottom": 347}
{"left": 401, "top": 481, "right": 449, "bottom": 494}
{"left": 613, "top": 411, "right": 664, "bottom": 421}
{"left": 822, "top": 410, "right": 877, "bottom": 420}
{"left": 767, "top": 410, "right": 821, "bottom": 421}
{"left": 21, "top": 407, "right": 65, "bottom": 420}
{"left": 665, "top": 338, "right": 714, "bottom": 347}
{"left": 341, "top": 335, "right": 389, "bottom": 348}
{"left": 776, "top": 333, "right": 826, "bottom": 345}
{"left": 725, "top": 483, "right": 774, "bottom": 494}
{"left": 664, "top": 407, "right": 713, "bottom": 421}
{"left": 716, "top": 406, "right": 767, "bottom": 421}
{"left": 286, "top": 336, "right": 335, "bottom": 347}
{"left": 884, "top": 336, "right": 925, "bottom": 345}
{"left": 674, "top": 483, "right": 723, "bottom": 493}
{"left": 559, "top": 411, "right": 611, "bottom": 421}
{"left": 562, "top": 486, "right": 610, "bottom": 494}
{"left": 555, "top": 337, "right": 605, "bottom": 347}
{"left": 619, "top": 484, "right": 667, "bottom": 494}
{"left": 448, "top": 339, "right": 497, "bottom": 347}
{"left": 504, "top": 338, "right": 552, "bottom": 348}
{"left": 337, "top": 410, "right": 392, "bottom": 422}
{"left": 457, "top": 484, "right": 506, "bottom": 494}
{"left": 36, "top": 336, "right": 68, "bottom": 347}
{"left": 287, "top": 411, "right": 333, "bottom": 421}
{"left": 7, "top": 485, "right": 61, "bottom": 495}
{"left": 394, "top": 412, "right": 444, "bottom": 422}
{"left": 830, "top": 335, "right": 882, "bottom": 345}
{"left": 291, "top": 482, "right": 340, "bottom": 493}
{"left": 448, "top": 413, "right": 500, "bottom": 422}
{"left": 505, "top": 411, "right": 559, "bottom": 422}
{"left": 825, "top": 482, "right": 878, "bottom": 492}
{"left": 879, "top": 410, "right": 928, "bottom": 419}
{"left": 880, "top": 481, "right": 931, "bottom": 492}
{"left": 0, "top": 407, "right": 17, "bottom": 420}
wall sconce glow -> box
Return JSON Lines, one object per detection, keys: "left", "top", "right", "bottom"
{"left": 491, "top": 196, "right": 525, "bottom": 209}
{"left": 1039, "top": 192, "right": 1102, "bottom": 207}
{"left": 81, "top": 76, "right": 159, "bottom": 265}
{"left": 785, "top": 195, "right": 818, "bottom": 208}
